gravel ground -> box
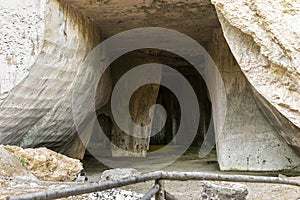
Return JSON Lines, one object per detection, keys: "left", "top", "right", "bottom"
{"left": 122, "top": 180, "right": 300, "bottom": 200}
{"left": 85, "top": 147, "right": 300, "bottom": 200}
{"left": 2, "top": 177, "right": 299, "bottom": 200}
{"left": 2, "top": 147, "right": 300, "bottom": 200}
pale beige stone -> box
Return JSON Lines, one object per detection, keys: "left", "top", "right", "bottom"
{"left": 0, "top": 0, "right": 45, "bottom": 99}
{"left": 0, "top": 0, "right": 299, "bottom": 172}
{"left": 207, "top": 28, "right": 300, "bottom": 171}
{"left": 211, "top": 0, "right": 300, "bottom": 128}
{"left": 4, "top": 145, "right": 83, "bottom": 181}
{"left": 0, "top": 0, "right": 105, "bottom": 159}
{"left": 0, "top": 145, "right": 37, "bottom": 180}
{"left": 212, "top": 0, "right": 300, "bottom": 155}
{"left": 100, "top": 168, "right": 141, "bottom": 182}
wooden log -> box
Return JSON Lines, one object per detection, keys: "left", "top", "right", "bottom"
{"left": 8, "top": 171, "right": 300, "bottom": 200}
{"left": 8, "top": 172, "right": 163, "bottom": 200}
{"left": 155, "top": 179, "right": 165, "bottom": 200}
{"left": 141, "top": 184, "right": 160, "bottom": 200}
{"left": 160, "top": 172, "right": 300, "bottom": 187}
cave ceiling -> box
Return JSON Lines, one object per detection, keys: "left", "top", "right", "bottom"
{"left": 63, "top": 0, "right": 220, "bottom": 44}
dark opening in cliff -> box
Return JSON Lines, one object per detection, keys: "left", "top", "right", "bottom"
{"left": 88, "top": 49, "right": 212, "bottom": 158}
{"left": 64, "top": 0, "right": 221, "bottom": 159}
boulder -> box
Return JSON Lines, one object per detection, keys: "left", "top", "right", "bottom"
{"left": 89, "top": 168, "right": 143, "bottom": 200}
{"left": 89, "top": 188, "right": 143, "bottom": 200}
{"left": 0, "top": 145, "right": 37, "bottom": 180}
{"left": 201, "top": 181, "right": 248, "bottom": 200}
{"left": 4, "top": 145, "right": 83, "bottom": 181}
{"left": 100, "top": 168, "right": 141, "bottom": 182}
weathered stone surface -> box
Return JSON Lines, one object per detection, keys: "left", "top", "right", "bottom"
{"left": 0, "top": 0, "right": 45, "bottom": 99}
{"left": 201, "top": 181, "right": 248, "bottom": 200}
{"left": 4, "top": 145, "right": 83, "bottom": 181}
{"left": 63, "top": 0, "right": 219, "bottom": 44}
{"left": 110, "top": 84, "right": 160, "bottom": 157}
{"left": 212, "top": 0, "right": 300, "bottom": 73}
{"left": 89, "top": 168, "right": 143, "bottom": 200}
{"left": 100, "top": 168, "right": 141, "bottom": 182}
{"left": 207, "top": 28, "right": 300, "bottom": 171}
{"left": 0, "top": 0, "right": 299, "bottom": 173}
{"left": 212, "top": 0, "right": 300, "bottom": 154}
{"left": 0, "top": 145, "right": 88, "bottom": 198}
{"left": 89, "top": 188, "right": 143, "bottom": 200}
{"left": 0, "top": 145, "right": 37, "bottom": 180}
{"left": 109, "top": 56, "right": 161, "bottom": 157}
{"left": 0, "top": 0, "right": 108, "bottom": 159}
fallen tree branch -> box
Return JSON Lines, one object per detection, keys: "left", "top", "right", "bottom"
{"left": 8, "top": 171, "right": 162, "bottom": 200}
{"left": 161, "top": 172, "right": 300, "bottom": 187}
{"left": 8, "top": 171, "right": 300, "bottom": 200}
{"left": 141, "top": 184, "right": 160, "bottom": 200}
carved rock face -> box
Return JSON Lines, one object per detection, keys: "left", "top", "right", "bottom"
{"left": 212, "top": 0, "right": 300, "bottom": 154}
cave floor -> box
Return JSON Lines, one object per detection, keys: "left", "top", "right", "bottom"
{"left": 82, "top": 146, "right": 300, "bottom": 200}
{"left": 83, "top": 146, "right": 299, "bottom": 182}
{"left": 2, "top": 146, "right": 299, "bottom": 199}
{"left": 83, "top": 146, "right": 220, "bottom": 183}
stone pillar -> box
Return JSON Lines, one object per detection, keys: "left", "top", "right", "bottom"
{"left": 111, "top": 84, "right": 161, "bottom": 157}
{"left": 109, "top": 54, "right": 161, "bottom": 157}
{"left": 207, "top": 28, "right": 300, "bottom": 171}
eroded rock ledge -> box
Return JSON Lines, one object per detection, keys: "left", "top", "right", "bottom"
{"left": 212, "top": 0, "right": 300, "bottom": 154}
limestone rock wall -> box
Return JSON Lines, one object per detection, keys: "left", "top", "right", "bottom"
{"left": 212, "top": 0, "right": 300, "bottom": 154}
{"left": 0, "top": 0, "right": 105, "bottom": 159}
{"left": 207, "top": 28, "right": 300, "bottom": 171}
{"left": 0, "top": 0, "right": 46, "bottom": 100}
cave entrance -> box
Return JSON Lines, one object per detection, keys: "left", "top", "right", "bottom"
{"left": 63, "top": 0, "right": 220, "bottom": 164}
{"left": 149, "top": 65, "right": 212, "bottom": 149}
{"left": 73, "top": 0, "right": 221, "bottom": 161}
{"left": 89, "top": 48, "right": 213, "bottom": 158}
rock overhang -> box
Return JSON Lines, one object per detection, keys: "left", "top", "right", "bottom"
{"left": 62, "top": 0, "right": 220, "bottom": 44}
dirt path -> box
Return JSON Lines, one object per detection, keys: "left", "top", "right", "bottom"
{"left": 84, "top": 147, "right": 300, "bottom": 200}
{"left": 121, "top": 180, "right": 300, "bottom": 200}
{"left": 2, "top": 147, "right": 300, "bottom": 199}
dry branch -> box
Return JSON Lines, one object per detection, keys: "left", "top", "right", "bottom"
{"left": 8, "top": 171, "right": 162, "bottom": 200}
{"left": 141, "top": 184, "right": 160, "bottom": 200}
{"left": 161, "top": 172, "right": 300, "bottom": 187}
{"left": 8, "top": 171, "right": 300, "bottom": 200}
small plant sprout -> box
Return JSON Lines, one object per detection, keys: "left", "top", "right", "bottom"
{"left": 19, "top": 156, "right": 26, "bottom": 166}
